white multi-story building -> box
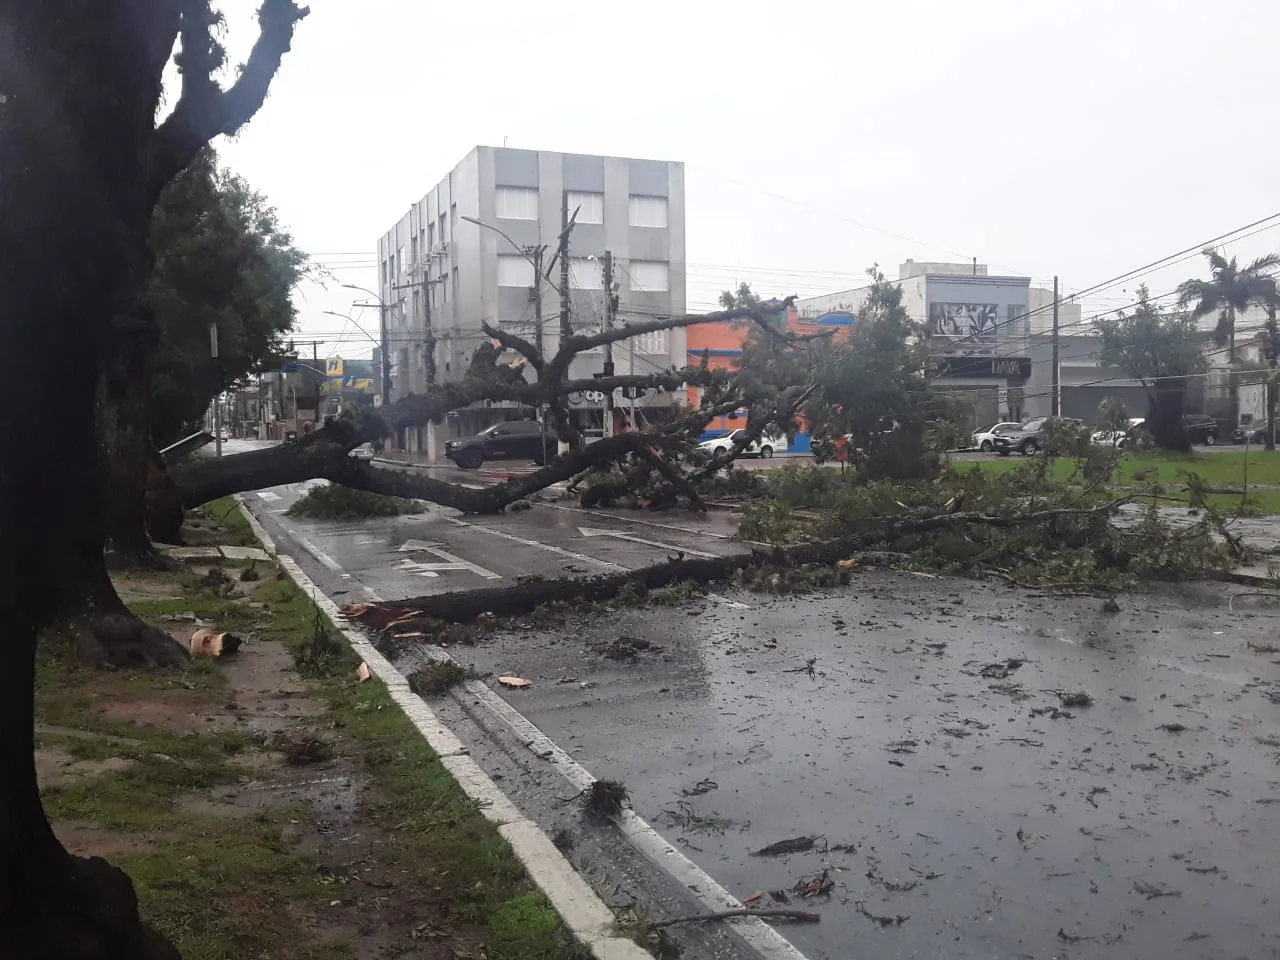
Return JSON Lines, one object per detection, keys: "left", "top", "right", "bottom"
{"left": 375, "top": 146, "right": 686, "bottom": 460}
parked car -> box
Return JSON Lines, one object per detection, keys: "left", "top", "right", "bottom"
{"left": 350, "top": 443, "right": 375, "bottom": 461}
{"left": 992, "top": 417, "right": 1084, "bottom": 456}
{"left": 1234, "top": 421, "right": 1273, "bottom": 445}
{"left": 444, "top": 419, "right": 556, "bottom": 469}
{"left": 1182, "top": 414, "right": 1219, "bottom": 445}
{"left": 697, "top": 428, "right": 785, "bottom": 459}
{"left": 970, "top": 421, "right": 1021, "bottom": 452}
{"left": 1090, "top": 418, "right": 1145, "bottom": 449}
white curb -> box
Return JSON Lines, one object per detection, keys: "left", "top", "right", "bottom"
{"left": 236, "top": 502, "right": 649, "bottom": 959}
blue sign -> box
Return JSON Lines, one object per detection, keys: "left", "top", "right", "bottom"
{"left": 283, "top": 362, "right": 299, "bottom": 373}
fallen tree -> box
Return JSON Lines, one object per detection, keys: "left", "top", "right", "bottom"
{"left": 165, "top": 304, "right": 818, "bottom": 517}
{"left": 343, "top": 500, "right": 1141, "bottom": 628}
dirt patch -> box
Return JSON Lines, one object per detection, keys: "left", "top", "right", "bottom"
{"left": 54, "top": 822, "right": 161, "bottom": 859}
{"left": 36, "top": 747, "right": 134, "bottom": 788}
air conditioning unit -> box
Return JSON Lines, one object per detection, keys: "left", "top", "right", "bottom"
{"left": 432, "top": 243, "right": 450, "bottom": 258}
{"left": 527, "top": 285, "right": 538, "bottom": 303}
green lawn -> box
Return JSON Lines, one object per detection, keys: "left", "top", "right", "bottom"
{"left": 956, "top": 449, "right": 1280, "bottom": 489}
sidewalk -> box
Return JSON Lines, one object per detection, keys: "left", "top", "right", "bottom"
{"left": 38, "top": 498, "right": 623, "bottom": 959}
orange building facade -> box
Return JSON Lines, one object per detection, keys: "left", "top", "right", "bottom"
{"left": 685, "top": 301, "right": 857, "bottom": 453}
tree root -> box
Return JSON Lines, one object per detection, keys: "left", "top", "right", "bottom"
{"left": 1, "top": 852, "right": 180, "bottom": 960}
{"left": 50, "top": 610, "right": 189, "bottom": 668}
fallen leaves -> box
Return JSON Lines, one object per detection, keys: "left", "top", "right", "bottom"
{"left": 752, "top": 836, "right": 819, "bottom": 857}
{"left": 792, "top": 869, "right": 833, "bottom": 899}
{"left": 1133, "top": 880, "right": 1182, "bottom": 900}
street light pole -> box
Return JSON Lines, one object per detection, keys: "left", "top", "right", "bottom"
{"left": 342, "top": 283, "right": 389, "bottom": 408}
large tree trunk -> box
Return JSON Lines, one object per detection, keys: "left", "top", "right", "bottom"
{"left": 99, "top": 308, "right": 169, "bottom": 563}
{"left": 0, "top": 5, "right": 184, "bottom": 956}
{"left": 1267, "top": 364, "right": 1277, "bottom": 453}
{"left": 1146, "top": 379, "right": 1191, "bottom": 452}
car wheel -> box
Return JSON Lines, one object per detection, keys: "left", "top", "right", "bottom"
{"left": 714, "top": 446, "right": 730, "bottom": 457}
{"left": 760, "top": 445, "right": 774, "bottom": 459}
{"left": 457, "top": 449, "right": 483, "bottom": 469}
{"left": 1022, "top": 439, "right": 1039, "bottom": 456}
{"left": 980, "top": 440, "right": 993, "bottom": 452}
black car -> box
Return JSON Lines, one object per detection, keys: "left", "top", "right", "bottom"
{"left": 1182, "top": 414, "right": 1219, "bottom": 445}
{"left": 991, "top": 416, "right": 1083, "bottom": 456}
{"left": 445, "top": 419, "right": 556, "bottom": 469}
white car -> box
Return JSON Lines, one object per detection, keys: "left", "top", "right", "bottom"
{"left": 349, "top": 443, "right": 376, "bottom": 460}
{"left": 1090, "top": 418, "right": 1145, "bottom": 448}
{"left": 971, "top": 422, "right": 1021, "bottom": 452}
{"left": 697, "top": 428, "right": 785, "bottom": 459}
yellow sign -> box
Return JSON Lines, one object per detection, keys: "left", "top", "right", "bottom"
{"left": 326, "top": 357, "right": 344, "bottom": 378}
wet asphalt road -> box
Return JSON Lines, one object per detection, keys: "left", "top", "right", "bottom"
{"left": 451, "top": 579, "right": 1280, "bottom": 960}
{"left": 221, "top": 440, "right": 1280, "bottom": 959}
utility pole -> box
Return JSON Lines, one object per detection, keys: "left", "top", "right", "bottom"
{"left": 558, "top": 190, "right": 571, "bottom": 342}
{"left": 601, "top": 250, "right": 618, "bottom": 438}
{"left": 1051, "top": 275, "right": 1061, "bottom": 418}
{"left": 1266, "top": 301, "right": 1278, "bottom": 451}
{"left": 209, "top": 322, "right": 222, "bottom": 457}
{"left": 531, "top": 245, "right": 545, "bottom": 358}
{"left": 422, "top": 261, "right": 435, "bottom": 388}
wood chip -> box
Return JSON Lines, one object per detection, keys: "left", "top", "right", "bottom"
{"left": 356, "top": 662, "right": 371, "bottom": 682}
{"left": 742, "top": 891, "right": 764, "bottom": 906}
{"left": 497, "top": 676, "right": 532, "bottom": 689}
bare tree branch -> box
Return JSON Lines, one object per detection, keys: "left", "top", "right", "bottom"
{"left": 481, "top": 321, "right": 543, "bottom": 373}
{"left": 148, "top": 0, "right": 310, "bottom": 200}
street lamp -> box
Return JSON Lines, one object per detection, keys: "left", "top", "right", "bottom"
{"left": 341, "top": 283, "right": 390, "bottom": 407}
{"left": 322, "top": 309, "right": 382, "bottom": 348}
{"left": 461, "top": 215, "right": 545, "bottom": 356}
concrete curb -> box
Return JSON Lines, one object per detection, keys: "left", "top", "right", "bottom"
{"left": 233, "top": 499, "right": 651, "bottom": 960}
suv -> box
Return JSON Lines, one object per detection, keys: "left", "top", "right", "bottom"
{"left": 992, "top": 417, "right": 1083, "bottom": 456}
{"left": 444, "top": 420, "right": 556, "bottom": 469}
{"left": 1182, "top": 414, "right": 1219, "bottom": 445}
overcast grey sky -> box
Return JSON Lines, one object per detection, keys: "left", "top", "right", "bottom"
{"left": 209, "top": 0, "right": 1280, "bottom": 359}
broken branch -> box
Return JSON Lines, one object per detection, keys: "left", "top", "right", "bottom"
{"left": 652, "top": 909, "right": 821, "bottom": 928}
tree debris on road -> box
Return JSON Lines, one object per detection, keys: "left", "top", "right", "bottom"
{"left": 751, "top": 836, "right": 821, "bottom": 857}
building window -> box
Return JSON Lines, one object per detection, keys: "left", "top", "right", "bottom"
{"left": 570, "top": 256, "right": 603, "bottom": 289}
{"left": 496, "top": 186, "right": 538, "bottom": 221}
{"left": 634, "top": 329, "right": 668, "bottom": 354}
{"left": 397, "top": 245, "right": 406, "bottom": 276}
{"left": 450, "top": 202, "right": 457, "bottom": 231}
{"left": 382, "top": 258, "right": 390, "bottom": 284}
{"left": 498, "top": 255, "right": 534, "bottom": 287}
{"left": 567, "top": 191, "right": 604, "bottom": 225}
{"left": 629, "top": 195, "right": 667, "bottom": 228}
{"left": 412, "top": 288, "right": 421, "bottom": 321}
{"left": 438, "top": 213, "right": 446, "bottom": 246}
{"left": 427, "top": 221, "right": 435, "bottom": 252}
{"left": 629, "top": 260, "right": 669, "bottom": 292}
{"left": 452, "top": 265, "right": 459, "bottom": 297}
{"left": 410, "top": 236, "right": 419, "bottom": 272}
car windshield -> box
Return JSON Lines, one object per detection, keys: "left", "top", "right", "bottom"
{"left": 1021, "top": 418, "right": 1046, "bottom": 431}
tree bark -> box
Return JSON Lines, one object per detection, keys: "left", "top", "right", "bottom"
{"left": 1146, "top": 379, "right": 1191, "bottom": 452}
{"left": 99, "top": 308, "right": 171, "bottom": 562}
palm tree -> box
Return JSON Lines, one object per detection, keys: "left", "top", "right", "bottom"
{"left": 1176, "top": 248, "right": 1280, "bottom": 425}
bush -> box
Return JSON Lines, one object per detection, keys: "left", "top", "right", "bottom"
{"left": 285, "top": 484, "right": 425, "bottom": 520}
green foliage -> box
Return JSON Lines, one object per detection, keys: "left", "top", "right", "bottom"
{"left": 285, "top": 484, "right": 425, "bottom": 520}
{"left": 1176, "top": 248, "right": 1279, "bottom": 349}
{"left": 1096, "top": 286, "right": 1205, "bottom": 451}
{"left": 802, "top": 269, "right": 956, "bottom": 481}
{"left": 148, "top": 149, "right": 310, "bottom": 443}
{"left": 718, "top": 281, "right": 764, "bottom": 310}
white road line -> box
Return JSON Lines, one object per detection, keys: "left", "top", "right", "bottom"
{"left": 444, "top": 517, "right": 627, "bottom": 572}
{"left": 434, "top": 647, "right": 809, "bottom": 960}
{"left": 554, "top": 504, "right": 733, "bottom": 540}
{"left": 578, "top": 525, "right": 718, "bottom": 559}
{"left": 257, "top": 490, "right": 281, "bottom": 502}
{"left": 269, "top": 556, "right": 648, "bottom": 960}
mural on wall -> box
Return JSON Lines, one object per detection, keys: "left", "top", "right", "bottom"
{"left": 928, "top": 302, "right": 999, "bottom": 351}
